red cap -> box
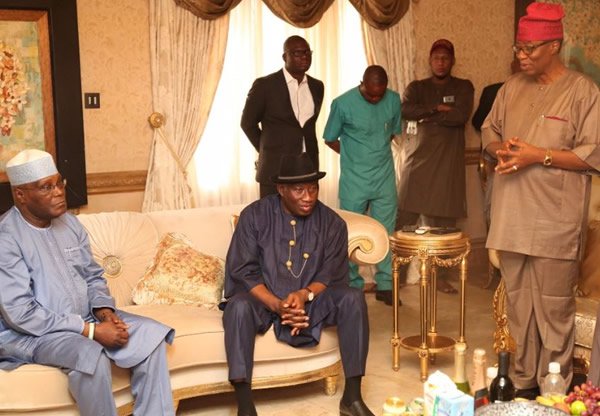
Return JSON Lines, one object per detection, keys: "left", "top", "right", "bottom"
{"left": 430, "top": 39, "right": 454, "bottom": 57}
{"left": 517, "top": 2, "right": 564, "bottom": 42}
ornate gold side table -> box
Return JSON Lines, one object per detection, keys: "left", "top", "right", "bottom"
{"left": 389, "top": 230, "right": 470, "bottom": 381}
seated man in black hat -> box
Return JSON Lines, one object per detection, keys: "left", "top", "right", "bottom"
{"left": 222, "top": 152, "right": 374, "bottom": 416}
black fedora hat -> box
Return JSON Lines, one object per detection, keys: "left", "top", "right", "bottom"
{"left": 271, "top": 153, "right": 326, "bottom": 184}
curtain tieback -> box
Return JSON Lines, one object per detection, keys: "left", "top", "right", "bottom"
{"left": 148, "top": 112, "right": 188, "bottom": 178}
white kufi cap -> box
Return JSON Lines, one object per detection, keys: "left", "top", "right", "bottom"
{"left": 6, "top": 149, "right": 58, "bottom": 186}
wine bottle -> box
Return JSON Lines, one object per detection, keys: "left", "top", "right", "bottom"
{"left": 453, "top": 342, "right": 470, "bottom": 394}
{"left": 471, "top": 348, "right": 490, "bottom": 408}
{"left": 486, "top": 366, "right": 498, "bottom": 390}
{"left": 489, "top": 351, "right": 515, "bottom": 402}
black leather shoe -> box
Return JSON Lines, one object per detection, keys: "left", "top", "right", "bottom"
{"left": 340, "top": 399, "right": 375, "bottom": 416}
{"left": 237, "top": 405, "right": 257, "bottom": 416}
{"left": 375, "top": 290, "right": 402, "bottom": 306}
{"left": 515, "top": 386, "right": 540, "bottom": 400}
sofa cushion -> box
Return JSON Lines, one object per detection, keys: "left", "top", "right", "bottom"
{"left": 122, "top": 304, "right": 340, "bottom": 367}
{"left": 78, "top": 212, "right": 159, "bottom": 307}
{"left": 0, "top": 364, "right": 132, "bottom": 413}
{"left": 131, "top": 233, "right": 224, "bottom": 310}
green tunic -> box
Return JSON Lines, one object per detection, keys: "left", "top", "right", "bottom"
{"left": 323, "top": 86, "right": 401, "bottom": 290}
{"left": 323, "top": 87, "right": 401, "bottom": 202}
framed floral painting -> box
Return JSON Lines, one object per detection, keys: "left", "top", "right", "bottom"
{"left": 0, "top": 9, "right": 55, "bottom": 181}
{"left": 0, "top": 0, "right": 86, "bottom": 212}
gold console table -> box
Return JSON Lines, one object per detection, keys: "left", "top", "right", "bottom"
{"left": 389, "top": 230, "right": 470, "bottom": 381}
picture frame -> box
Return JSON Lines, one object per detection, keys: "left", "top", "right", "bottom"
{"left": 0, "top": 0, "right": 86, "bottom": 213}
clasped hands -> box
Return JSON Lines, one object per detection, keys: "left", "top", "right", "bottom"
{"left": 495, "top": 137, "right": 543, "bottom": 175}
{"left": 86, "top": 308, "right": 129, "bottom": 348}
{"left": 276, "top": 290, "right": 310, "bottom": 337}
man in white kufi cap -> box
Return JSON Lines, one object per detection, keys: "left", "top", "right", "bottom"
{"left": 0, "top": 149, "right": 176, "bottom": 415}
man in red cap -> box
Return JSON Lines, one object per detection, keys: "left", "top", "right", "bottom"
{"left": 396, "top": 38, "right": 474, "bottom": 294}
{"left": 483, "top": 2, "right": 600, "bottom": 398}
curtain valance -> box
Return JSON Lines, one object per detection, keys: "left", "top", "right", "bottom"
{"left": 174, "top": 0, "right": 409, "bottom": 29}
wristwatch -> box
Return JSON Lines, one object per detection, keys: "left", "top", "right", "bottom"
{"left": 543, "top": 149, "right": 553, "bottom": 167}
{"left": 304, "top": 288, "right": 314, "bottom": 302}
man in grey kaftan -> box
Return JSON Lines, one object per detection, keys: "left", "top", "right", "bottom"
{"left": 0, "top": 149, "right": 175, "bottom": 416}
{"left": 483, "top": 2, "right": 600, "bottom": 398}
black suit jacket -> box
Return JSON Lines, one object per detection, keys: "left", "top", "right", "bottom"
{"left": 472, "top": 82, "right": 503, "bottom": 132}
{"left": 240, "top": 69, "right": 324, "bottom": 184}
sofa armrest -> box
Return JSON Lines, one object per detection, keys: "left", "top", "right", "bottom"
{"left": 334, "top": 209, "right": 389, "bottom": 266}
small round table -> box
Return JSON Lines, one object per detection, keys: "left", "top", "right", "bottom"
{"left": 389, "top": 230, "right": 470, "bottom": 381}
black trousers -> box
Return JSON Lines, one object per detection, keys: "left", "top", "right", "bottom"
{"left": 222, "top": 286, "right": 369, "bottom": 382}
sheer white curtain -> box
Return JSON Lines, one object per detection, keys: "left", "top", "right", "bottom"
{"left": 191, "top": 0, "right": 367, "bottom": 208}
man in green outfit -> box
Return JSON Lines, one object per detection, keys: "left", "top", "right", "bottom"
{"left": 323, "top": 65, "right": 401, "bottom": 306}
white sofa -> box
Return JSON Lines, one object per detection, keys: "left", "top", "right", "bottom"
{"left": 0, "top": 205, "right": 389, "bottom": 415}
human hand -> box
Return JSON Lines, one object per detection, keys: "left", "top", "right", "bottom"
{"left": 495, "top": 137, "right": 543, "bottom": 175}
{"left": 278, "top": 291, "right": 309, "bottom": 336}
{"left": 96, "top": 308, "right": 127, "bottom": 327}
{"left": 93, "top": 320, "right": 129, "bottom": 348}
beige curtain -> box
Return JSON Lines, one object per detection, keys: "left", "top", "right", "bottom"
{"left": 361, "top": 3, "right": 415, "bottom": 93}
{"left": 174, "top": 0, "right": 409, "bottom": 28}
{"left": 143, "top": 0, "right": 229, "bottom": 212}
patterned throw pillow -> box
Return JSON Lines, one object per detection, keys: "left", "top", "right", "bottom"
{"left": 131, "top": 233, "right": 225, "bottom": 309}
{"left": 578, "top": 220, "right": 600, "bottom": 299}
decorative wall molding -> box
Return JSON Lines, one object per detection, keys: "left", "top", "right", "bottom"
{"left": 87, "top": 170, "right": 147, "bottom": 195}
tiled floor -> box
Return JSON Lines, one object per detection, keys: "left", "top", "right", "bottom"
{"left": 178, "top": 273, "right": 496, "bottom": 415}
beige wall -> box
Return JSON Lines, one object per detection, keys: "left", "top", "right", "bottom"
{"left": 76, "top": 0, "right": 515, "bottom": 242}
{"left": 77, "top": 0, "right": 152, "bottom": 213}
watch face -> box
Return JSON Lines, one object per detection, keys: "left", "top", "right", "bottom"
{"left": 543, "top": 150, "right": 552, "bottom": 166}
{"left": 307, "top": 291, "right": 314, "bottom": 301}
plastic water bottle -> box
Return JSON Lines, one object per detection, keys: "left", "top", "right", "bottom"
{"left": 542, "top": 362, "right": 567, "bottom": 397}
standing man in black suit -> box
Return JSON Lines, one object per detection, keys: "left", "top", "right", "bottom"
{"left": 241, "top": 35, "right": 325, "bottom": 197}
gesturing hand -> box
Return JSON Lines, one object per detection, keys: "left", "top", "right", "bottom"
{"left": 93, "top": 320, "right": 129, "bottom": 349}
{"left": 495, "top": 137, "right": 543, "bottom": 175}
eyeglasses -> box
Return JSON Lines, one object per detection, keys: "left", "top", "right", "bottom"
{"left": 287, "top": 49, "right": 312, "bottom": 58}
{"left": 512, "top": 40, "right": 552, "bottom": 56}
{"left": 20, "top": 178, "right": 67, "bottom": 195}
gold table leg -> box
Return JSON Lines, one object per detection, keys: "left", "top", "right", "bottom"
{"left": 419, "top": 257, "right": 430, "bottom": 381}
{"left": 391, "top": 255, "right": 400, "bottom": 371}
